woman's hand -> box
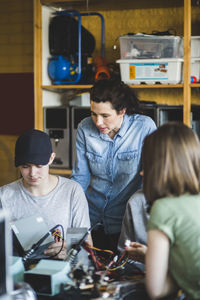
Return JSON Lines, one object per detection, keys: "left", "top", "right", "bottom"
{"left": 125, "top": 241, "right": 147, "bottom": 263}
{"left": 44, "top": 240, "right": 67, "bottom": 260}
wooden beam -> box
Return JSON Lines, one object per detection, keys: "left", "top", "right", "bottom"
{"left": 34, "top": 0, "right": 43, "bottom": 130}
{"left": 183, "top": 0, "right": 191, "bottom": 126}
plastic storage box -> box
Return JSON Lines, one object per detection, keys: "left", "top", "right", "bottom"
{"left": 191, "top": 36, "right": 200, "bottom": 58}
{"left": 117, "top": 58, "right": 183, "bottom": 84}
{"left": 119, "top": 34, "right": 184, "bottom": 59}
{"left": 191, "top": 58, "right": 200, "bottom": 82}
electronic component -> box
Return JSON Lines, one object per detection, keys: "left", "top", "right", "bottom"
{"left": 24, "top": 260, "right": 73, "bottom": 296}
{"left": 10, "top": 257, "right": 25, "bottom": 283}
{"left": 65, "top": 223, "right": 101, "bottom": 267}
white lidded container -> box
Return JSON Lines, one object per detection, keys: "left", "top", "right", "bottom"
{"left": 117, "top": 58, "right": 183, "bottom": 84}
{"left": 190, "top": 58, "right": 200, "bottom": 82}
{"left": 119, "top": 34, "right": 184, "bottom": 59}
{"left": 191, "top": 36, "right": 200, "bottom": 58}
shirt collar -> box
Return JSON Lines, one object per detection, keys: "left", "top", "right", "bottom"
{"left": 116, "top": 114, "right": 130, "bottom": 137}
{"left": 89, "top": 114, "right": 134, "bottom": 139}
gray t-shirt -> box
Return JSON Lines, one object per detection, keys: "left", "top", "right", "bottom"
{"left": 0, "top": 176, "right": 91, "bottom": 237}
{"left": 118, "top": 190, "right": 149, "bottom": 251}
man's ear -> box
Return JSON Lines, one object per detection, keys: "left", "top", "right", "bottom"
{"left": 119, "top": 108, "right": 126, "bottom": 116}
{"left": 48, "top": 152, "right": 56, "bottom": 165}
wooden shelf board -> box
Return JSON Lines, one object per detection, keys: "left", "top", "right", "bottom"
{"left": 49, "top": 168, "right": 72, "bottom": 175}
{"left": 42, "top": 85, "right": 93, "bottom": 90}
{"left": 190, "top": 83, "right": 200, "bottom": 88}
{"left": 129, "top": 84, "right": 184, "bottom": 88}
{"left": 40, "top": 0, "right": 185, "bottom": 11}
{"left": 43, "top": 84, "right": 185, "bottom": 90}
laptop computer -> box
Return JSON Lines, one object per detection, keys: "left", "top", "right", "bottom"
{"left": 10, "top": 214, "right": 55, "bottom": 261}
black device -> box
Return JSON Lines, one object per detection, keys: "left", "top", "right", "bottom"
{"left": 139, "top": 101, "right": 157, "bottom": 124}
{"left": 49, "top": 15, "right": 96, "bottom": 57}
{"left": 44, "top": 106, "right": 70, "bottom": 168}
{"left": 70, "top": 106, "right": 91, "bottom": 169}
{"left": 157, "top": 104, "right": 200, "bottom": 138}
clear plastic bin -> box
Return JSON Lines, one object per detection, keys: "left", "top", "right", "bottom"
{"left": 119, "top": 34, "right": 184, "bottom": 59}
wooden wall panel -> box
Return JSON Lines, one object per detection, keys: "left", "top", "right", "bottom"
{"left": 0, "top": 73, "right": 34, "bottom": 135}
{"left": 0, "top": 135, "right": 19, "bottom": 186}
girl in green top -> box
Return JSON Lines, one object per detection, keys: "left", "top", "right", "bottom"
{"left": 126, "top": 122, "right": 200, "bottom": 299}
{"left": 142, "top": 122, "right": 200, "bottom": 299}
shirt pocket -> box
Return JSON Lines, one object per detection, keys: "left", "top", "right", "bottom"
{"left": 117, "top": 150, "right": 138, "bottom": 175}
{"left": 86, "top": 152, "right": 106, "bottom": 175}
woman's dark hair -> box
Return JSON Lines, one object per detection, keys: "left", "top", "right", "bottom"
{"left": 142, "top": 122, "right": 200, "bottom": 206}
{"left": 90, "top": 78, "right": 141, "bottom": 115}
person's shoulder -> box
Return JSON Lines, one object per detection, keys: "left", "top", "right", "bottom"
{"left": 127, "top": 189, "right": 146, "bottom": 206}
{"left": 128, "top": 189, "right": 144, "bottom": 199}
{"left": 77, "top": 117, "right": 99, "bottom": 137}
{"left": 78, "top": 116, "right": 93, "bottom": 129}
{"left": 58, "top": 176, "right": 84, "bottom": 190}
{"left": 135, "top": 113, "right": 155, "bottom": 124}
{"left": 133, "top": 114, "right": 157, "bottom": 133}
{"left": 0, "top": 179, "right": 21, "bottom": 193}
{"left": 150, "top": 196, "right": 173, "bottom": 215}
{"left": 0, "top": 180, "right": 22, "bottom": 205}
{"left": 127, "top": 113, "right": 155, "bottom": 126}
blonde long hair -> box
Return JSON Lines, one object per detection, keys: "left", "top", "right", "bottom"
{"left": 142, "top": 122, "right": 200, "bottom": 205}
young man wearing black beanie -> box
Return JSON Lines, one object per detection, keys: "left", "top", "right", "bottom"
{"left": 0, "top": 129, "right": 91, "bottom": 260}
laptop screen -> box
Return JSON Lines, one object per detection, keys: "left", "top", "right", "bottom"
{"left": 10, "top": 214, "right": 55, "bottom": 260}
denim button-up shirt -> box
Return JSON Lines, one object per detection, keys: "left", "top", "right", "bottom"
{"left": 71, "top": 113, "right": 156, "bottom": 234}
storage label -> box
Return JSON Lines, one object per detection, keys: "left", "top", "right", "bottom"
{"left": 129, "top": 62, "right": 169, "bottom": 80}
{"left": 129, "top": 65, "right": 136, "bottom": 79}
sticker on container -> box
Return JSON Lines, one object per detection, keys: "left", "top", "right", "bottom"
{"left": 129, "top": 62, "right": 169, "bottom": 80}
{"left": 129, "top": 65, "right": 136, "bottom": 79}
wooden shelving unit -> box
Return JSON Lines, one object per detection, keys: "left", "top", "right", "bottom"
{"left": 34, "top": 0, "right": 198, "bottom": 174}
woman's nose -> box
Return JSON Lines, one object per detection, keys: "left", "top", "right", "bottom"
{"left": 95, "top": 115, "right": 103, "bottom": 126}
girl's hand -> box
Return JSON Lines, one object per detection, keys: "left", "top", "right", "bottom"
{"left": 125, "top": 241, "right": 147, "bottom": 263}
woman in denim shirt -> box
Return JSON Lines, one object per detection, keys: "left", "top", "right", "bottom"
{"left": 71, "top": 78, "right": 156, "bottom": 252}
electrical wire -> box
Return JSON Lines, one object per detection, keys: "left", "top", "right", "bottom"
{"left": 22, "top": 224, "right": 64, "bottom": 262}
{"left": 49, "top": 224, "right": 65, "bottom": 259}
{"left": 82, "top": 241, "right": 130, "bottom": 272}
{"left": 85, "top": 244, "right": 114, "bottom": 255}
